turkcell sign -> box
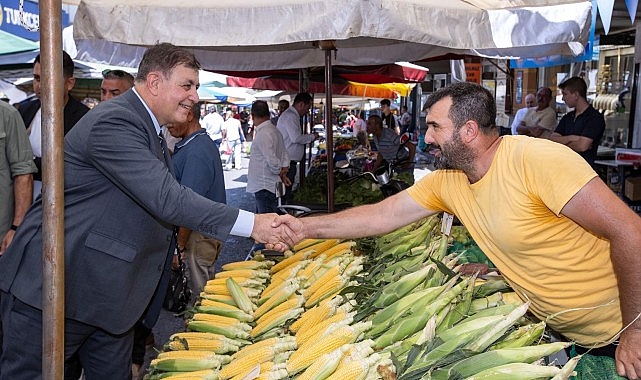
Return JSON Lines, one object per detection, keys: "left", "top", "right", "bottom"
{"left": 0, "top": 0, "right": 71, "bottom": 41}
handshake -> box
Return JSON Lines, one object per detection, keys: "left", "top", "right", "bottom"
{"left": 250, "top": 213, "right": 305, "bottom": 251}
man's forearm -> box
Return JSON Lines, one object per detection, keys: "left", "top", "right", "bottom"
{"left": 177, "top": 226, "right": 193, "bottom": 250}
{"left": 12, "top": 174, "right": 34, "bottom": 226}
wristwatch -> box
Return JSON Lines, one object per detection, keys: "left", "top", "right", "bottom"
{"left": 10, "top": 224, "right": 19, "bottom": 231}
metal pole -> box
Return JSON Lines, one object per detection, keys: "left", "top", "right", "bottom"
{"left": 321, "top": 41, "right": 335, "bottom": 212}
{"left": 39, "top": 0, "right": 65, "bottom": 378}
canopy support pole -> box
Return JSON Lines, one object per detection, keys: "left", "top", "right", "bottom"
{"left": 39, "top": 0, "right": 66, "bottom": 378}
{"left": 320, "top": 40, "right": 335, "bottom": 212}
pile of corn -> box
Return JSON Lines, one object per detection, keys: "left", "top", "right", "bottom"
{"left": 145, "top": 214, "right": 580, "bottom": 380}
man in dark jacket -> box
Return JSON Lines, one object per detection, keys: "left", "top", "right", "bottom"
{"left": 19, "top": 51, "right": 89, "bottom": 196}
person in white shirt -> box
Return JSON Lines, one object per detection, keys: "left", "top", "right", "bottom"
{"left": 510, "top": 93, "right": 536, "bottom": 135}
{"left": 516, "top": 87, "right": 557, "bottom": 138}
{"left": 202, "top": 105, "right": 224, "bottom": 148}
{"left": 222, "top": 110, "right": 244, "bottom": 170}
{"left": 247, "top": 100, "right": 290, "bottom": 213}
{"left": 276, "top": 93, "right": 317, "bottom": 202}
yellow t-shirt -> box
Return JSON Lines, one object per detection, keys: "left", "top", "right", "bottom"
{"left": 407, "top": 135, "right": 620, "bottom": 346}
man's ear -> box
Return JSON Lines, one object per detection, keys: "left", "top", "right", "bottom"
{"left": 64, "top": 77, "right": 76, "bottom": 92}
{"left": 461, "top": 120, "right": 480, "bottom": 143}
{"left": 147, "top": 72, "right": 162, "bottom": 96}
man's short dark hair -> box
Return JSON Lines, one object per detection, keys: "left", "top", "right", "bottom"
{"left": 559, "top": 76, "right": 587, "bottom": 99}
{"left": 367, "top": 114, "right": 382, "bottom": 128}
{"left": 135, "top": 43, "right": 201, "bottom": 82}
{"left": 425, "top": 82, "right": 496, "bottom": 134}
{"left": 277, "top": 99, "right": 290, "bottom": 111}
{"left": 293, "top": 92, "right": 312, "bottom": 106}
{"left": 34, "top": 51, "right": 75, "bottom": 78}
{"left": 380, "top": 99, "right": 391, "bottom": 107}
{"left": 102, "top": 69, "right": 135, "bottom": 87}
{"left": 251, "top": 100, "right": 270, "bottom": 119}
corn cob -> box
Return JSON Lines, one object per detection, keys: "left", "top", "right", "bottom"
{"left": 259, "top": 277, "right": 303, "bottom": 304}
{"left": 231, "top": 336, "right": 296, "bottom": 361}
{"left": 226, "top": 277, "right": 256, "bottom": 314}
{"left": 254, "top": 282, "right": 300, "bottom": 319}
{"left": 199, "top": 293, "right": 236, "bottom": 306}
{"left": 464, "top": 301, "right": 530, "bottom": 353}
{"left": 373, "top": 264, "right": 436, "bottom": 308}
{"left": 255, "top": 295, "right": 304, "bottom": 326}
{"left": 293, "top": 238, "right": 324, "bottom": 252}
{"left": 440, "top": 341, "right": 571, "bottom": 378}
{"left": 166, "top": 337, "right": 240, "bottom": 354}
{"left": 214, "top": 268, "right": 270, "bottom": 280}
{"left": 295, "top": 310, "right": 354, "bottom": 346}
{"left": 187, "top": 321, "right": 251, "bottom": 340}
{"left": 251, "top": 307, "right": 304, "bottom": 338}
{"left": 170, "top": 332, "right": 232, "bottom": 342}
{"left": 305, "top": 274, "right": 348, "bottom": 308}
{"left": 286, "top": 321, "right": 372, "bottom": 375}
{"left": 195, "top": 305, "right": 254, "bottom": 323}
{"left": 463, "top": 362, "right": 562, "bottom": 379}
{"left": 489, "top": 321, "right": 546, "bottom": 350}
{"left": 218, "top": 341, "right": 296, "bottom": 379}
{"left": 326, "top": 353, "right": 380, "bottom": 380}
{"left": 206, "top": 277, "right": 266, "bottom": 289}
{"left": 304, "top": 239, "right": 341, "bottom": 259}
{"left": 294, "top": 345, "right": 348, "bottom": 380}
{"left": 297, "top": 257, "right": 324, "bottom": 280}
{"left": 551, "top": 354, "right": 580, "bottom": 380}
{"left": 270, "top": 250, "right": 312, "bottom": 274}
{"left": 303, "top": 266, "right": 341, "bottom": 298}
{"left": 320, "top": 241, "right": 356, "bottom": 259}
{"left": 222, "top": 260, "right": 273, "bottom": 271}
{"left": 192, "top": 313, "right": 247, "bottom": 328}
{"left": 156, "top": 369, "right": 220, "bottom": 379}
{"left": 150, "top": 351, "right": 230, "bottom": 372}
{"left": 290, "top": 296, "right": 344, "bottom": 333}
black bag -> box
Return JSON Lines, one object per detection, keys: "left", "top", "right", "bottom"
{"left": 162, "top": 252, "right": 191, "bottom": 313}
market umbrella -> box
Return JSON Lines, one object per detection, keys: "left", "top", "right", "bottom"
{"left": 73, "top": 0, "right": 593, "bottom": 211}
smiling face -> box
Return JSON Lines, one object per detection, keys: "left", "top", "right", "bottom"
{"left": 151, "top": 64, "right": 200, "bottom": 126}
{"left": 424, "top": 97, "right": 476, "bottom": 171}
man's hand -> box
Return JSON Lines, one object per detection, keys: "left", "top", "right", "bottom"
{"left": 279, "top": 168, "right": 292, "bottom": 187}
{"left": 0, "top": 230, "right": 15, "bottom": 255}
{"left": 264, "top": 214, "right": 305, "bottom": 251}
{"left": 616, "top": 327, "right": 641, "bottom": 379}
{"left": 251, "top": 213, "right": 300, "bottom": 252}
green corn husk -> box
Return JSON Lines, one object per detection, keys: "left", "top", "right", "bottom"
{"left": 187, "top": 321, "right": 251, "bottom": 340}
{"left": 373, "top": 264, "right": 436, "bottom": 309}
{"left": 373, "top": 277, "right": 468, "bottom": 349}
{"left": 462, "top": 362, "right": 562, "bottom": 379}
{"left": 489, "top": 321, "right": 546, "bottom": 350}
{"left": 463, "top": 301, "right": 530, "bottom": 353}
{"left": 445, "top": 341, "right": 571, "bottom": 378}
{"left": 195, "top": 306, "right": 254, "bottom": 322}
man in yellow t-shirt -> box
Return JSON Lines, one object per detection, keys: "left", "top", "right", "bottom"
{"left": 273, "top": 82, "right": 641, "bottom": 379}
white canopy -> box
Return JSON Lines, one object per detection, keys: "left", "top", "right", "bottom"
{"left": 73, "top": 0, "right": 593, "bottom": 71}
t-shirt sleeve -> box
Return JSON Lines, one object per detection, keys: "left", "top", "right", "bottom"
{"left": 521, "top": 140, "right": 597, "bottom": 215}
{"left": 406, "top": 171, "right": 455, "bottom": 214}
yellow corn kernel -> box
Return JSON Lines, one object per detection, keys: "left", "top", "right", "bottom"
{"left": 270, "top": 250, "right": 311, "bottom": 274}
{"left": 293, "top": 238, "right": 323, "bottom": 252}
{"left": 321, "top": 241, "right": 356, "bottom": 259}
{"left": 295, "top": 345, "right": 348, "bottom": 380}
{"left": 254, "top": 283, "right": 300, "bottom": 319}
{"left": 222, "top": 260, "right": 273, "bottom": 271}
{"left": 192, "top": 313, "right": 243, "bottom": 326}
{"left": 215, "top": 269, "right": 269, "bottom": 279}
{"left": 166, "top": 338, "right": 239, "bottom": 354}
{"left": 297, "top": 257, "right": 324, "bottom": 280}
{"left": 251, "top": 308, "right": 304, "bottom": 339}
{"left": 303, "top": 266, "right": 340, "bottom": 299}
{"left": 160, "top": 369, "right": 220, "bottom": 379}
{"left": 219, "top": 343, "right": 293, "bottom": 379}
{"left": 170, "top": 331, "right": 232, "bottom": 342}
{"left": 305, "top": 275, "right": 348, "bottom": 308}
{"left": 295, "top": 310, "right": 352, "bottom": 347}
{"left": 199, "top": 293, "right": 236, "bottom": 306}
{"left": 305, "top": 239, "right": 341, "bottom": 259}
{"left": 256, "top": 295, "right": 304, "bottom": 325}
{"left": 290, "top": 296, "right": 342, "bottom": 333}
{"left": 259, "top": 277, "right": 302, "bottom": 305}
{"left": 198, "top": 299, "right": 242, "bottom": 311}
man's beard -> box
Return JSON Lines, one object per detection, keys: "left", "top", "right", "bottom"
{"left": 433, "top": 130, "right": 476, "bottom": 172}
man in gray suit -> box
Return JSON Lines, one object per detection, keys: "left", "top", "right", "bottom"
{"left": 0, "top": 43, "right": 293, "bottom": 380}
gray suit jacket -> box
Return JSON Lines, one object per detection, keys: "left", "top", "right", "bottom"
{"left": 0, "top": 90, "right": 240, "bottom": 334}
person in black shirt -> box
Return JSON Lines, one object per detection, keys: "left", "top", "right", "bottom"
{"left": 550, "top": 77, "right": 605, "bottom": 167}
